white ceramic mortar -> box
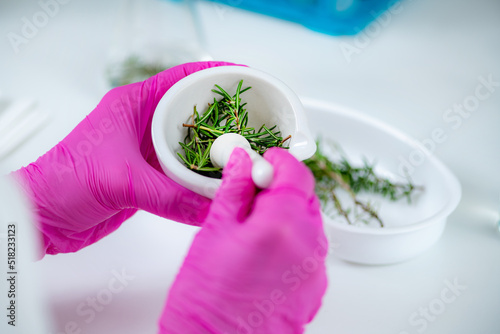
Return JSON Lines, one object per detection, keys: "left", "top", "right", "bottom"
{"left": 152, "top": 66, "right": 316, "bottom": 199}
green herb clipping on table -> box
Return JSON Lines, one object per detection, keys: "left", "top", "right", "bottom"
{"left": 304, "top": 142, "right": 423, "bottom": 227}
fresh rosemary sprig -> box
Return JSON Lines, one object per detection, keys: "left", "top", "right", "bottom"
{"left": 304, "top": 141, "right": 423, "bottom": 227}
{"left": 178, "top": 80, "right": 291, "bottom": 178}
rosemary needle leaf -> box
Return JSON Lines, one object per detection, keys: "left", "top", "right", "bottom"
{"left": 212, "top": 85, "right": 232, "bottom": 100}
{"left": 235, "top": 80, "right": 243, "bottom": 111}
{"left": 196, "top": 103, "right": 216, "bottom": 126}
{"left": 239, "top": 86, "right": 252, "bottom": 94}
{"left": 177, "top": 152, "right": 192, "bottom": 167}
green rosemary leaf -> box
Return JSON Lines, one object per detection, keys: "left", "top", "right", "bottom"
{"left": 238, "top": 86, "right": 251, "bottom": 95}
{"left": 177, "top": 152, "right": 192, "bottom": 168}
{"left": 234, "top": 80, "right": 243, "bottom": 112}
{"left": 196, "top": 166, "right": 223, "bottom": 172}
{"left": 179, "top": 142, "right": 196, "bottom": 156}
{"left": 193, "top": 106, "right": 200, "bottom": 122}
{"left": 212, "top": 85, "right": 232, "bottom": 100}
{"left": 213, "top": 99, "right": 219, "bottom": 125}
{"left": 199, "top": 140, "right": 213, "bottom": 167}
{"left": 195, "top": 102, "right": 217, "bottom": 126}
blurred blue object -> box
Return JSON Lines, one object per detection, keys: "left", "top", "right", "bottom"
{"left": 203, "top": 0, "right": 399, "bottom": 35}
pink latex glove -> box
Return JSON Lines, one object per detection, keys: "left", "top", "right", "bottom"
{"left": 159, "top": 148, "right": 328, "bottom": 334}
{"left": 12, "top": 61, "right": 236, "bottom": 256}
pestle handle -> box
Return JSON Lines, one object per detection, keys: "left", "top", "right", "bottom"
{"left": 210, "top": 133, "right": 274, "bottom": 188}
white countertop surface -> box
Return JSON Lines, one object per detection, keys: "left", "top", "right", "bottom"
{"left": 1, "top": 0, "right": 499, "bottom": 333}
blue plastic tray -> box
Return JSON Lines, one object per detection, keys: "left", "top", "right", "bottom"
{"left": 203, "top": 0, "right": 397, "bottom": 36}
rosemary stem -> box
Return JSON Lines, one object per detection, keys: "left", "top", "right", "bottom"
{"left": 331, "top": 190, "right": 352, "bottom": 225}
{"left": 182, "top": 123, "right": 225, "bottom": 135}
{"left": 281, "top": 135, "right": 292, "bottom": 145}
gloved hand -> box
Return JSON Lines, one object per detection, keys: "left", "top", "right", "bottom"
{"left": 12, "top": 61, "right": 236, "bottom": 256}
{"left": 159, "top": 148, "right": 328, "bottom": 334}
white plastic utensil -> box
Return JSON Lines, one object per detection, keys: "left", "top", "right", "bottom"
{"left": 210, "top": 133, "right": 273, "bottom": 188}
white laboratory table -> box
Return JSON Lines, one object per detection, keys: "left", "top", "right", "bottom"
{"left": 1, "top": 0, "right": 499, "bottom": 333}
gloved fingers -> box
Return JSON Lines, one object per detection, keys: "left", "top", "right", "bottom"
{"left": 206, "top": 147, "right": 255, "bottom": 225}
{"left": 133, "top": 161, "right": 211, "bottom": 226}
{"left": 263, "top": 147, "right": 316, "bottom": 199}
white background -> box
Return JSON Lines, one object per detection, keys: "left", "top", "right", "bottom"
{"left": 1, "top": 0, "right": 499, "bottom": 333}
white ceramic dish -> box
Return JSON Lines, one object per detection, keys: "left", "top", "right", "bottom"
{"left": 152, "top": 66, "right": 316, "bottom": 198}
{"left": 303, "top": 98, "right": 462, "bottom": 265}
